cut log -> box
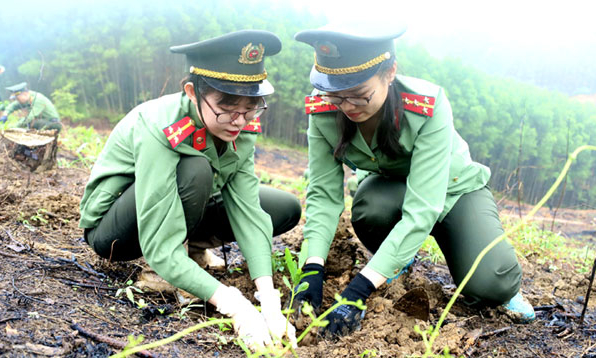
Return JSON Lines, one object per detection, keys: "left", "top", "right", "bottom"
{"left": 1, "top": 128, "right": 59, "bottom": 172}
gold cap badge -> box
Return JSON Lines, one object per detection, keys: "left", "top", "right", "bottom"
{"left": 239, "top": 43, "right": 265, "bottom": 64}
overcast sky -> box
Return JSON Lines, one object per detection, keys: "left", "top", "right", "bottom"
{"left": 296, "top": 0, "right": 596, "bottom": 47}
{"left": 4, "top": 0, "right": 595, "bottom": 50}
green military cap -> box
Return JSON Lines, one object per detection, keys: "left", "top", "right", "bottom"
{"left": 170, "top": 30, "right": 282, "bottom": 96}
{"left": 6, "top": 82, "right": 28, "bottom": 100}
{"left": 295, "top": 23, "right": 407, "bottom": 92}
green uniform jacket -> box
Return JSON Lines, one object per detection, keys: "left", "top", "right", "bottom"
{"left": 5, "top": 91, "right": 60, "bottom": 125}
{"left": 79, "top": 92, "right": 273, "bottom": 300}
{"left": 305, "top": 75, "right": 491, "bottom": 278}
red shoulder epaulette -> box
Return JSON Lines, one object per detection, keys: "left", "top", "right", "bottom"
{"left": 242, "top": 117, "right": 262, "bottom": 133}
{"left": 163, "top": 116, "right": 196, "bottom": 148}
{"left": 401, "top": 93, "right": 435, "bottom": 117}
{"left": 305, "top": 95, "right": 339, "bottom": 115}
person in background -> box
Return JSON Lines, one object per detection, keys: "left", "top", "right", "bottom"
{"left": 0, "top": 82, "right": 62, "bottom": 131}
{"left": 0, "top": 65, "right": 5, "bottom": 111}
{"left": 292, "top": 23, "right": 535, "bottom": 338}
{"left": 79, "top": 30, "right": 301, "bottom": 349}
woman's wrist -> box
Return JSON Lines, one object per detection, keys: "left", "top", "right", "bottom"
{"left": 254, "top": 275, "right": 275, "bottom": 292}
{"left": 305, "top": 256, "right": 325, "bottom": 266}
{"left": 207, "top": 283, "right": 227, "bottom": 307}
{"left": 360, "top": 266, "right": 387, "bottom": 289}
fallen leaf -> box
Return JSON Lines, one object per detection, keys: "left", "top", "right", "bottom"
{"left": 6, "top": 244, "right": 26, "bottom": 253}
{"left": 6, "top": 323, "right": 19, "bottom": 337}
{"left": 24, "top": 342, "right": 67, "bottom": 356}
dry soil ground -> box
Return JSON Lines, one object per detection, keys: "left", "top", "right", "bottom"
{"left": 1, "top": 136, "right": 596, "bottom": 357}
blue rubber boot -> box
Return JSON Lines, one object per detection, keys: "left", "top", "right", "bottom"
{"left": 501, "top": 291, "right": 536, "bottom": 323}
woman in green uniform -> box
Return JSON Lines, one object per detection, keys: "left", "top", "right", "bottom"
{"left": 292, "top": 23, "right": 535, "bottom": 338}
{"left": 79, "top": 30, "right": 300, "bottom": 348}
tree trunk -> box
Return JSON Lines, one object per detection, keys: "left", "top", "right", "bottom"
{"left": 0, "top": 129, "right": 59, "bottom": 172}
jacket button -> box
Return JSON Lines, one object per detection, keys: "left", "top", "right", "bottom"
{"left": 453, "top": 177, "right": 459, "bottom": 182}
{"left": 371, "top": 157, "right": 376, "bottom": 162}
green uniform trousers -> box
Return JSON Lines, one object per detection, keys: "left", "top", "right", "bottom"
{"left": 85, "top": 156, "right": 301, "bottom": 261}
{"left": 351, "top": 174, "right": 521, "bottom": 305}
{"left": 17, "top": 118, "right": 62, "bottom": 132}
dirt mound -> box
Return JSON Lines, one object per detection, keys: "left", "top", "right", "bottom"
{"left": 1, "top": 142, "right": 595, "bottom": 357}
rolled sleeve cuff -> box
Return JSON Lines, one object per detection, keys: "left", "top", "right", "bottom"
{"left": 246, "top": 253, "right": 273, "bottom": 280}
{"left": 308, "top": 239, "right": 331, "bottom": 262}
{"left": 367, "top": 251, "right": 400, "bottom": 278}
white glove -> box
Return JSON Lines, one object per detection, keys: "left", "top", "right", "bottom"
{"left": 215, "top": 286, "right": 272, "bottom": 350}
{"left": 255, "top": 289, "right": 298, "bottom": 348}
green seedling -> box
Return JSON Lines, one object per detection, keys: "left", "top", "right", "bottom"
{"left": 359, "top": 349, "right": 378, "bottom": 358}
{"left": 18, "top": 212, "right": 36, "bottom": 232}
{"left": 209, "top": 317, "right": 232, "bottom": 333}
{"left": 172, "top": 302, "right": 203, "bottom": 320}
{"left": 259, "top": 171, "right": 271, "bottom": 184}
{"left": 228, "top": 267, "right": 243, "bottom": 274}
{"left": 110, "top": 318, "right": 233, "bottom": 358}
{"left": 122, "top": 334, "right": 145, "bottom": 353}
{"left": 115, "top": 280, "right": 145, "bottom": 309}
{"left": 281, "top": 240, "right": 316, "bottom": 323}
{"left": 272, "top": 251, "right": 286, "bottom": 273}
{"left": 30, "top": 209, "right": 49, "bottom": 225}
{"left": 420, "top": 236, "right": 445, "bottom": 264}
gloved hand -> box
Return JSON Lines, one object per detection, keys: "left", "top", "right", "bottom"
{"left": 255, "top": 289, "right": 297, "bottom": 348}
{"left": 291, "top": 263, "right": 324, "bottom": 314}
{"left": 0, "top": 115, "right": 7, "bottom": 123}
{"left": 215, "top": 286, "right": 272, "bottom": 350}
{"left": 323, "top": 273, "right": 376, "bottom": 338}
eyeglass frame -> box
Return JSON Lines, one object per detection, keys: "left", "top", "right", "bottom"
{"left": 199, "top": 93, "right": 267, "bottom": 124}
{"left": 321, "top": 90, "right": 376, "bottom": 106}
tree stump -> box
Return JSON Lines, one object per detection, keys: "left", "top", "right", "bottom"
{"left": 1, "top": 128, "right": 59, "bottom": 172}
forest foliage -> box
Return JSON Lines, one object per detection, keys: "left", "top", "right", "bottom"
{"left": 1, "top": 0, "right": 594, "bottom": 208}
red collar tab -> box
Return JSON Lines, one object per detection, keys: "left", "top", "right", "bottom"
{"left": 163, "top": 116, "right": 196, "bottom": 148}
{"left": 242, "top": 117, "right": 262, "bottom": 133}
{"left": 401, "top": 93, "right": 435, "bottom": 117}
{"left": 305, "top": 95, "right": 339, "bottom": 115}
{"left": 192, "top": 128, "right": 207, "bottom": 151}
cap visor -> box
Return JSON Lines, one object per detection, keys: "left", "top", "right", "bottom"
{"left": 202, "top": 77, "right": 274, "bottom": 97}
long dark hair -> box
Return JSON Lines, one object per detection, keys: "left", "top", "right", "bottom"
{"left": 180, "top": 74, "right": 261, "bottom": 107}
{"left": 333, "top": 60, "right": 405, "bottom": 160}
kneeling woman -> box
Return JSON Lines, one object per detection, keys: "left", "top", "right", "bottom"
{"left": 79, "top": 30, "right": 300, "bottom": 348}
{"left": 293, "top": 24, "right": 535, "bottom": 337}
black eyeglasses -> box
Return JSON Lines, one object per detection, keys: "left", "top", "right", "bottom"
{"left": 321, "top": 90, "right": 376, "bottom": 106}
{"left": 200, "top": 94, "right": 267, "bottom": 124}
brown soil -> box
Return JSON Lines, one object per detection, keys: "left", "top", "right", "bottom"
{"left": 1, "top": 137, "right": 595, "bottom": 357}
